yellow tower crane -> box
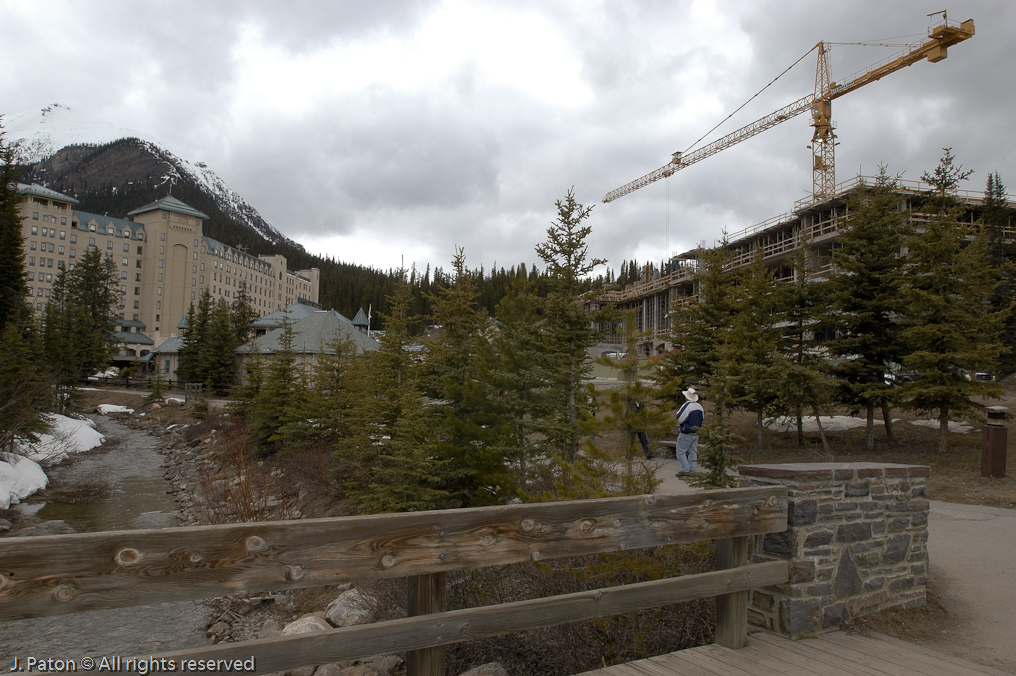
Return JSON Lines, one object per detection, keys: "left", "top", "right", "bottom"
{"left": 602, "top": 14, "right": 975, "bottom": 205}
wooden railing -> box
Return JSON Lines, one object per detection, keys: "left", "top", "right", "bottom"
{"left": 0, "top": 487, "right": 789, "bottom": 676}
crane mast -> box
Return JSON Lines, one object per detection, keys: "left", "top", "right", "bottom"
{"left": 603, "top": 16, "right": 975, "bottom": 204}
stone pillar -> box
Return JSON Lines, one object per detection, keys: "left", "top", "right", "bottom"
{"left": 738, "top": 462, "right": 929, "bottom": 637}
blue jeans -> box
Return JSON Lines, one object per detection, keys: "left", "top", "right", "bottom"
{"left": 676, "top": 433, "right": 698, "bottom": 473}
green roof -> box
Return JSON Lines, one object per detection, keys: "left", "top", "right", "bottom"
{"left": 238, "top": 310, "right": 378, "bottom": 356}
{"left": 127, "top": 195, "right": 209, "bottom": 220}
{"left": 18, "top": 183, "right": 79, "bottom": 204}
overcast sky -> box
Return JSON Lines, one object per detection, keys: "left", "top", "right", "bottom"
{"left": 3, "top": 0, "right": 1013, "bottom": 276}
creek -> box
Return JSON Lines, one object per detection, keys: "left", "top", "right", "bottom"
{"left": 0, "top": 415, "right": 214, "bottom": 662}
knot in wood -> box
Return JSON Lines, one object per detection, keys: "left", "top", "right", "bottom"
{"left": 287, "top": 565, "right": 305, "bottom": 581}
{"left": 53, "top": 584, "right": 76, "bottom": 602}
{"left": 644, "top": 494, "right": 658, "bottom": 505}
{"left": 530, "top": 551, "right": 542, "bottom": 562}
{"left": 481, "top": 535, "right": 496, "bottom": 547}
{"left": 115, "top": 548, "right": 142, "bottom": 567}
{"left": 618, "top": 543, "right": 626, "bottom": 550}
{"left": 245, "top": 536, "right": 268, "bottom": 553}
{"left": 381, "top": 554, "right": 397, "bottom": 568}
{"left": 189, "top": 552, "right": 203, "bottom": 563}
{"left": 580, "top": 520, "right": 594, "bottom": 532}
{"left": 613, "top": 519, "right": 621, "bottom": 527}
{"left": 0, "top": 573, "right": 9, "bottom": 590}
{"left": 439, "top": 553, "right": 446, "bottom": 560}
{"left": 521, "top": 519, "right": 536, "bottom": 532}
{"left": 699, "top": 519, "right": 708, "bottom": 529}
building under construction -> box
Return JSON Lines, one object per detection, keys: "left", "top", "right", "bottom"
{"left": 602, "top": 175, "right": 1016, "bottom": 357}
{"left": 597, "top": 14, "right": 1016, "bottom": 357}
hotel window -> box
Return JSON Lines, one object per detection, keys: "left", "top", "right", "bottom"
{"left": 106, "top": 241, "right": 113, "bottom": 250}
{"left": 120, "top": 272, "right": 128, "bottom": 280}
{"left": 134, "top": 287, "right": 140, "bottom": 295}
{"left": 47, "top": 259, "right": 53, "bottom": 268}
{"left": 31, "top": 226, "right": 38, "bottom": 235}
{"left": 123, "top": 243, "right": 130, "bottom": 252}
{"left": 161, "top": 233, "right": 166, "bottom": 240}
{"left": 29, "top": 241, "right": 36, "bottom": 250}
{"left": 70, "top": 234, "right": 76, "bottom": 243}
{"left": 155, "top": 314, "right": 160, "bottom": 322}
{"left": 119, "top": 299, "right": 126, "bottom": 309}
{"left": 136, "top": 260, "right": 141, "bottom": 268}
{"left": 27, "top": 272, "right": 34, "bottom": 281}
{"left": 120, "top": 285, "right": 127, "bottom": 294}
{"left": 137, "top": 246, "right": 142, "bottom": 254}
{"left": 156, "top": 301, "right": 161, "bottom": 309}
{"left": 61, "top": 218, "right": 66, "bottom": 225}
{"left": 158, "top": 273, "right": 163, "bottom": 282}
{"left": 32, "top": 212, "right": 38, "bottom": 220}
{"left": 192, "top": 265, "right": 196, "bottom": 273}
{"left": 135, "top": 274, "right": 141, "bottom": 282}
{"left": 133, "top": 300, "right": 139, "bottom": 309}
{"left": 69, "top": 249, "right": 75, "bottom": 258}
{"left": 191, "top": 291, "right": 195, "bottom": 300}
{"left": 160, "top": 246, "right": 165, "bottom": 254}
{"left": 159, "top": 260, "right": 163, "bottom": 268}
{"left": 193, "top": 252, "right": 197, "bottom": 260}
{"left": 122, "top": 258, "right": 129, "bottom": 266}
{"left": 58, "top": 246, "right": 64, "bottom": 255}
{"left": 89, "top": 238, "right": 95, "bottom": 246}
{"left": 192, "top": 278, "right": 196, "bottom": 286}
{"left": 200, "top": 275, "right": 204, "bottom": 283}
{"left": 157, "top": 287, "right": 162, "bottom": 296}
{"left": 60, "top": 230, "right": 66, "bottom": 239}
{"left": 194, "top": 239, "right": 198, "bottom": 247}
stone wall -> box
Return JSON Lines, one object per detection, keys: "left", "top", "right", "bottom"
{"left": 738, "top": 462, "right": 929, "bottom": 636}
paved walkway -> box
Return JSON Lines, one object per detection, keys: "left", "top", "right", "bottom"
{"left": 927, "top": 500, "right": 1016, "bottom": 674}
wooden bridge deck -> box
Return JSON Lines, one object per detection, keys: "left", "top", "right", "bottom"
{"left": 578, "top": 631, "right": 1012, "bottom": 676}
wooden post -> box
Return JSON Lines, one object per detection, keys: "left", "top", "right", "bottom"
{"left": 406, "top": 572, "right": 447, "bottom": 676}
{"left": 715, "top": 536, "right": 749, "bottom": 649}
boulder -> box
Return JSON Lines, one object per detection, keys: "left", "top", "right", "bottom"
{"left": 282, "top": 614, "right": 332, "bottom": 636}
{"left": 324, "top": 589, "right": 376, "bottom": 627}
{"left": 257, "top": 618, "right": 281, "bottom": 639}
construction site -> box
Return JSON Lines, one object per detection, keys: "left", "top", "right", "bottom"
{"left": 597, "top": 14, "right": 1016, "bottom": 356}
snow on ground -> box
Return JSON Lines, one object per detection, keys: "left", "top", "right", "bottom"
{"left": 1, "top": 414, "right": 106, "bottom": 509}
{"left": 97, "top": 404, "right": 134, "bottom": 416}
{"left": 765, "top": 415, "right": 892, "bottom": 432}
{"left": 0, "top": 455, "right": 48, "bottom": 510}
{"left": 910, "top": 419, "right": 975, "bottom": 434}
{"left": 165, "top": 397, "right": 185, "bottom": 405}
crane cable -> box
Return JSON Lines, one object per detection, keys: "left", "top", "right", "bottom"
{"left": 681, "top": 44, "right": 818, "bottom": 156}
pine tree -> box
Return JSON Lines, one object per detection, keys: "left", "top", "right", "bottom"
{"left": 777, "top": 243, "right": 832, "bottom": 449}
{"left": 898, "top": 150, "right": 1004, "bottom": 452}
{"left": 597, "top": 311, "right": 667, "bottom": 495}
{"left": 0, "top": 126, "right": 30, "bottom": 333}
{"left": 656, "top": 240, "right": 737, "bottom": 396}
{"left": 725, "top": 255, "right": 785, "bottom": 451}
{"left": 535, "top": 188, "right": 612, "bottom": 462}
{"left": 982, "top": 172, "right": 1016, "bottom": 373}
{"left": 338, "top": 275, "right": 447, "bottom": 513}
{"left": 827, "top": 168, "right": 908, "bottom": 451}
{"left": 251, "top": 316, "right": 305, "bottom": 455}
{"left": 0, "top": 323, "right": 50, "bottom": 455}
{"left": 422, "top": 248, "right": 500, "bottom": 506}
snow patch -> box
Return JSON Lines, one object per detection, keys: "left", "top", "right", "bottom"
{"left": 910, "top": 419, "right": 974, "bottom": 434}
{"left": 15, "top": 414, "right": 105, "bottom": 464}
{"left": 97, "top": 404, "right": 134, "bottom": 416}
{"left": 0, "top": 455, "right": 48, "bottom": 510}
{"left": 764, "top": 415, "right": 899, "bottom": 432}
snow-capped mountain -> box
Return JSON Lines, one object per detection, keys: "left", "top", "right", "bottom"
{"left": 3, "top": 104, "right": 298, "bottom": 249}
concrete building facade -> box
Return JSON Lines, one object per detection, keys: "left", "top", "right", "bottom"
{"left": 604, "top": 175, "right": 1016, "bottom": 356}
{"left": 17, "top": 185, "right": 320, "bottom": 358}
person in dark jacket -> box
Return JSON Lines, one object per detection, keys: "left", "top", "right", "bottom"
{"left": 675, "top": 387, "right": 704, "bottom": 476}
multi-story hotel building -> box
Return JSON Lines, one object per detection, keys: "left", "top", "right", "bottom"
{"left": 17, "top": 184, "right": 320, "bottom": 359}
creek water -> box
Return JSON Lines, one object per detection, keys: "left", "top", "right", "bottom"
{"left": 0, "top": 415, "right": 214, "bottom": 663}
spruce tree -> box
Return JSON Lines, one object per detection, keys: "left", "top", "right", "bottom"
{"left": 338, "top": 275, "right": 447, "bottom": 513}
{"left": 726, "top": 255, "right": 785, "bottom": 451}
{"left": 0, "top": 126, "right": 29, "bottom": 333}
{"left": 535, "top": 188, "right": 612, "bottom": 462}
{"left": 0, "top": 323, "right": 50, "bottom": 455}
{"left": 827, "top": 169, "right": 908, "bottom": 451}
{"left": 898, "top": 150, "right": 1004, "bottom": 452}
{"left": 982, "top": 172, "right": 1016, "bottom": 373}
{"left": 421, "top": 248, "right": 500, "bottom": 506}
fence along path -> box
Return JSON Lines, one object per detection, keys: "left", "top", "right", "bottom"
{"left": 0, "top": 487, "right": 789, "bottom": 676}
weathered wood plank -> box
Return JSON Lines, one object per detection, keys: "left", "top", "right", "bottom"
{"left": 714, "top": 536, "right": 748, "bottom": 649}
{"left": 61, "top": 562, "right": 786, "bottom": 676}
{"left": 406, "top": 572, "right": 446, "bottom": 676}
{"left": 0, "top": 487, "right": 787, "bottom": 619}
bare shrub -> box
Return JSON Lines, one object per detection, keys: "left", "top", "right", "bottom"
{"left": 194, "top": 419, "right": 299, "bottom": 524}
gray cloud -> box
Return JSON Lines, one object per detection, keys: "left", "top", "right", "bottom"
{"left": 3, "top": 0, "right": 1012, "bottom": 276}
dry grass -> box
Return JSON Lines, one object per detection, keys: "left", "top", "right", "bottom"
{"left": 842, "top": 581, "right": 954, "bottom": 642}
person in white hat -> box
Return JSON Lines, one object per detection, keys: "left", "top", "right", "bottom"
{"left": 675, "top": 387, "right": 704, "bottom": 476}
